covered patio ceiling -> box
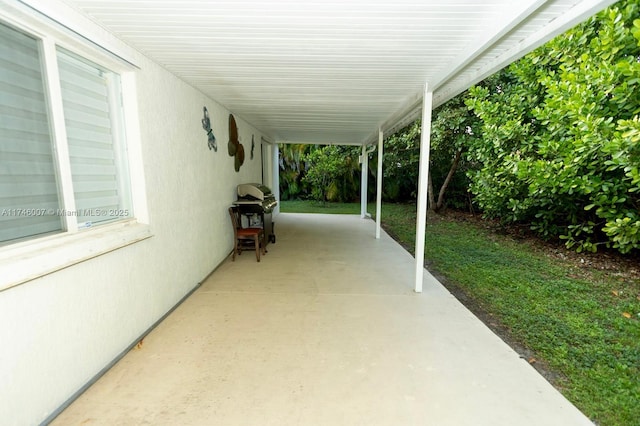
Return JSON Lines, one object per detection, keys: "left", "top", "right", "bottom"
{"left": 57, "top": 0, "right": 616, "bottom": 145}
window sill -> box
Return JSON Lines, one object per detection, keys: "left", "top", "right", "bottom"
{"left": 0, "top": 220, "right": 152, "bottom": 292}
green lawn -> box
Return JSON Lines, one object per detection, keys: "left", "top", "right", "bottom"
{"left": 279, "top": 200, "right": 362, "bottom": 214}
{"left": 279, "top": 200, "right": 640, "bottom": 426}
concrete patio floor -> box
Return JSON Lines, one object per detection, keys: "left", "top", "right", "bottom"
{"left": 51, "top": 213, "right": 593, "bottom": 426}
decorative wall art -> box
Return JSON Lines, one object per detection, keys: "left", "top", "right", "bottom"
{"left": 201, "top": 106, "right": 217, "bottom": 151}
{"left": 228, "top": 114, "right": 244, "bottom": 172}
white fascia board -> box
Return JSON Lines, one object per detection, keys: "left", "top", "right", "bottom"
{"left": 277, "top": 140, "right": 366, "bottom": 146}
{"left": 429, "top": 0, "right": 549, "bottom": 94}
{"left": 364, "top": 90, "right": 424, "bottom": 144}
{"left": 432, "top": 0, "right": 619, "bottom": 108}
{"left": 362, "top": 0, "right": 551, "bottom": 143}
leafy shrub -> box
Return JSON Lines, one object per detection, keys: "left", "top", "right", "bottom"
{"left": 465, "top": 1, "right": 640, "bottom": 253}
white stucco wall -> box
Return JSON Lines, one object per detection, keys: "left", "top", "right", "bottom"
{"left": 0, "top": 2, "right": 270, "bottom": 424}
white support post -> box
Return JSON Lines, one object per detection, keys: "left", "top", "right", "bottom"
{"left": 360, "top": 145, "right": 368, "bottom": 218}
{"left": 414, "top": 87, "right": 433, "bottom": 293}
{"left": 375, "top": 129, "right": 383, "bottom": 239}
{"left": 272, "top": 144, "right": 280, "bottom": 216}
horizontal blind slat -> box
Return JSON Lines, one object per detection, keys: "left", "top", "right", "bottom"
{"left": 68, "top": 140, "right": 115, "bottom": 158}
{"left": 58, "top": 49, "right": 127, "bottom": 226}
{"left": 0, "top": 22, "right": 61, "bottom": 244}
{"left": 0, "top": 216, "right": 61, "bottom": 243}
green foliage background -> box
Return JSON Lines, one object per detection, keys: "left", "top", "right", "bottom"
{"left": 466, "top": 0, "right": 640, "bottom": 253}
{"left": 279, "top": 0, "right": 640, "bottom": 254}
{"left": 279, "top": 144, "right": 361, "bottom": 203}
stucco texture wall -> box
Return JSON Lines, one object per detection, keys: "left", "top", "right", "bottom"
{"left": 0, "top": 12, "right": 268, "bottom": 426}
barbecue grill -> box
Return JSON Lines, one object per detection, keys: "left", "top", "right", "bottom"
{"left": 232, "top": 183, "right": 277, "bottom": 245}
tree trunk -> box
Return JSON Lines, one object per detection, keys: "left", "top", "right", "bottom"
{"left": 427, "top": 170, "right": 435, "bottom": 212}
{"left": 434, "top": 149, "right": 463, "bottom": 213}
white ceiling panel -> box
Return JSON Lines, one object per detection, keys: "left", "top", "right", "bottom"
{"left": 59, "top": 0, "right": 617, "bottom": 145}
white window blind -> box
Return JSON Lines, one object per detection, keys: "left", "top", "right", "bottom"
{"left": 0, "top": 23, "right": 61, "bottom": 243}
{"left": 1, "top": 19, "right": 134, "bottom": 246}
{"left": 57, "top": 49, "right": 132, "bottom": 227}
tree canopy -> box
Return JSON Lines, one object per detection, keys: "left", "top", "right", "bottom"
{"left": 278, "top": 0, "right": 640, "bottom": 254}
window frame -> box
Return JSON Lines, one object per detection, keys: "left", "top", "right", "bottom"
{"left": 55, "top": 46, "right": 134, "bottom": 229}
{"left": 0, "top": 5, "right": 151, "bottom": 292}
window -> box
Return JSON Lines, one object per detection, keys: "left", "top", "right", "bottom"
{"left": 0, "top": 21, "right": 132, "bottom": 245}
{"left": 0, "top": 7, "right": 149, "bottom": 290}
{"left": 0, "top": 23, "right": 61, "bottom": 242}
{"left": 57, "top": 48, "right": 132, "bottom": 228}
